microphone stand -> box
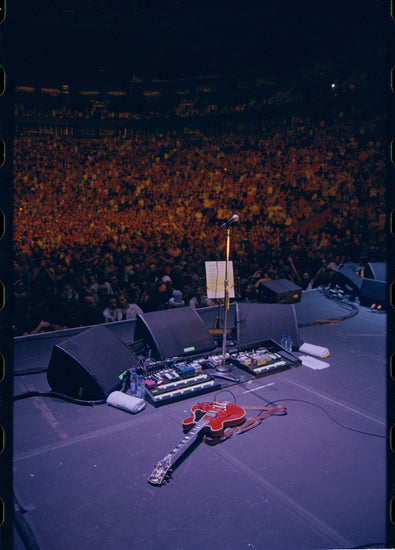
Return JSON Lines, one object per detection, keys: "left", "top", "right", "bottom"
{"left": 215, "top": 223, "right": 239, "bottom": 382}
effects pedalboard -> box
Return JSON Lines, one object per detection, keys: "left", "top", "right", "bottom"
{"left": 142, "top": 357, "right": 221, "bottom": 407}
{"left": 140, "top": 340, "right": 300, "bottom": 407}
{"left": 230, "top": 339, "right": 301, "bottom": 378}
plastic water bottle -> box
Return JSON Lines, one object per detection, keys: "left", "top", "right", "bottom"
{"left": 286, "top": 335, "right": 293, "bottom": 352}
{"left": 121, "top": 370, "right": 131, "bottom": 392}
{"left": 129, "top": 369, "right": 137, "bottom": 395}
{"left": 136, "top": 375, "right": 146, "bottom": 399}
{"left": 280, "top": 334, "right": 287, "bottom": 349}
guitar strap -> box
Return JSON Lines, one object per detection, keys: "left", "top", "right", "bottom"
{"left": 202, "top": 403, "right": 287, "bottom": 446}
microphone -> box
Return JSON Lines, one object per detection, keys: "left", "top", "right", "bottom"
{"left": 221, "top": 214, "right": 239, "bottom": 227}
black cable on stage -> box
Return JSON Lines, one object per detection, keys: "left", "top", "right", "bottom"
{"left": 321, "top": 287, "right": 361, "bottom": 311}
{"left": 213, "top": 388, "right": 238, "bottom": 404}
{"left": 263, "top": 398, "right": 386, "bottom": 439}
{"left": 13, "top": 390, "right": 106, "bottom": 406}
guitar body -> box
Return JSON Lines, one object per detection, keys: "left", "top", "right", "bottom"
{"left": 182, "top": 401, "right": 246, "bottom": 437}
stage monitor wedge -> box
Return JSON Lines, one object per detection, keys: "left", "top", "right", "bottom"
{"left": 337, "top": 263, "right": 363, "bottom": 291}
{"left": 359, "top": 278, "right": 386, "bottom": 307}
{"left": 134, "top": 306, "right": 216, "bottom": 361}
{"left": 366, "top": 262, "right": 386, "bottom": 281}
{"left": 47, "top": 325, "right": 138, "bottom": 401}
{"left": 236, "top": 302, "right": 301, "bottom": 350}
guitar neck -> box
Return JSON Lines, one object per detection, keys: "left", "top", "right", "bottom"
{"left": 147, "top": 416, "right": 210, "bottom": 486}
{"left": 165, "top": 417, "right": 210, "bottom": 466}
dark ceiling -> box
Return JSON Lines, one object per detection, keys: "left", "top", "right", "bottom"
{"left": 6, "top": 0, "right": 388, "bottom": 85}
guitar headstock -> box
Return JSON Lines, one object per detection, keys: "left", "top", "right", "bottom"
{"left": 147, "top": 456, "right": 172, "bottom": 486}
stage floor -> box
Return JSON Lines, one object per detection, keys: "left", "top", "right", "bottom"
{"left": 12, "top": 291, "right": 388, "bottom": 550}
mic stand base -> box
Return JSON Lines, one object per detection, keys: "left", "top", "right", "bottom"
{"left": 213, "top": 369, "right": 240, "bottom": 383}
{"left": 215, "top": 355, "right": 240, "bottom": 382}
{"left": 216, "top": 361, "right": 231, "bottom": 373}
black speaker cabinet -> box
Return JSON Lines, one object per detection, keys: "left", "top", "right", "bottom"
{"left": 134, "top": 306, "right": 216, "bottom": 360}
{"left": 359, "top": 278, "right": 386, "bottom": 307}
{"left": 365, "top": 262, "right": 386, "bottom": 281}
{"left": 47, "top": 325, "right": 138, "bottom": 400}
{"left": 236, "top": 302, "right": 301, "bottom": 349}
{"left": 337, "top": 263, "right": 363, "bottom": 291}
{"left": 258, "top": 278, "right": 302, "bottom": 304}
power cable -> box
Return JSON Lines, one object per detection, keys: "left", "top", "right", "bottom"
{"left": 12, "top": 390, "right": 105, "bottom": 406}
{"left": 263, "top": 397, "right": 386, "bottom": 439}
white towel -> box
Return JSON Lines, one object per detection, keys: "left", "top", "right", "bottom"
{"left": 106, "top": 391, "right": 146, "bottom": 413}
{"left": 299, "top": 355, "right": 330, "bottom": 370}
{"left": 299, "top": 342, "right": 330, "bottom": 359}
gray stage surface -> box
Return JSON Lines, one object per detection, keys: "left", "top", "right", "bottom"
{"left": 12, "top": 290, "right": 389, "bottom": 550}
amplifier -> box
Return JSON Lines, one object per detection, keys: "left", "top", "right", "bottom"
{"left": 258, "top": 278, "right": 302, "bottom": 304}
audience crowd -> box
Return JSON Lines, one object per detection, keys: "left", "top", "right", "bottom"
{"left": 12, "top": 102, "right": 385, "bottom": 336}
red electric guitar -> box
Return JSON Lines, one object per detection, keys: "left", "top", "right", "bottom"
{"left": 147, "top": 401, "right": 246, "bottom": 486}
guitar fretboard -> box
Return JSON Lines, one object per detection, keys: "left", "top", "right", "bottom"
{"left": 165, "top": 417, "right": 210, "bottom": 465}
